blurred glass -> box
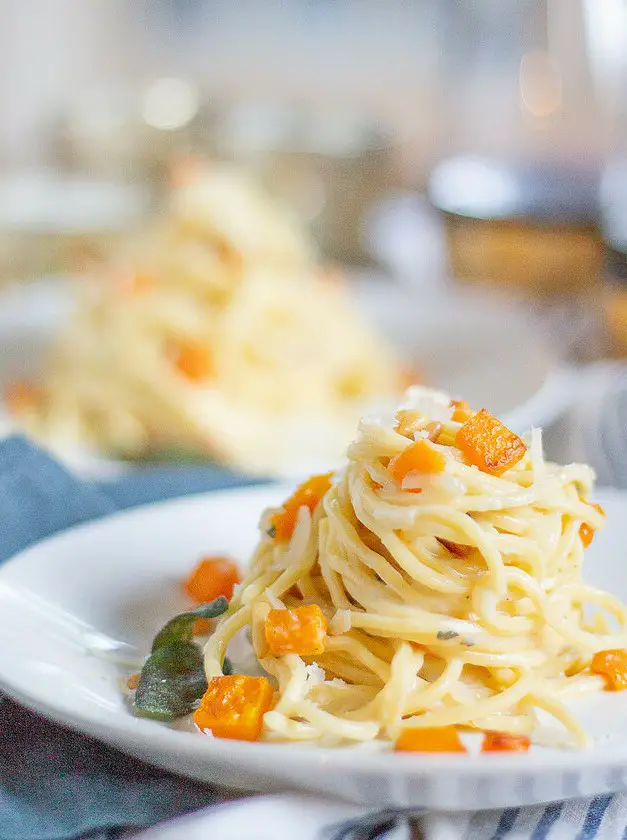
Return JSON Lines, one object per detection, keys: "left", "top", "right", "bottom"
{"left": 52, "top": 79, "right": 211, "bottom": 185}
{"left": 429, "top": 0, "right": 605, "bottom": 298}
{"left": 210, "top": 103, "right": 403, "bottom": 266}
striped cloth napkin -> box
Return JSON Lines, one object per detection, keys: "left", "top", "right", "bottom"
{"left": 133, "top": 794, "right": 624, "bottom": 839}
{"left": 419, "top": 798, "right": 619, "bottom": 840}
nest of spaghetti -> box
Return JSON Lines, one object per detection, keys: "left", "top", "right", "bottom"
{"left": 199, "top": 387, "right": 627, "bottom": 751}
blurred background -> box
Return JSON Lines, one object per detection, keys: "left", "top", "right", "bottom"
{"left": 3, "top": 0, "right": 627, "bottom": 481}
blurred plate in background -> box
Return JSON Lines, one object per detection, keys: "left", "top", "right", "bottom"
{"left": 0, "top": 275, "right": 571, "bottom": 479}
{"left": 353, "top": 275, "right": 573, "bottom": 433}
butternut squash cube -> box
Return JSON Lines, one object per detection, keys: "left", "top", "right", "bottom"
{"left": 390, "top": 440, "right": 446, "bottom": 487}
{"left": 194, "top": 675, "right": 274, "bottom": 740}
{"left": 265, "top": 604, "right": 328, "bottom": 656}
{"left": 591, "top": 649, "right": 627, "bottom": 691}
{"left": 271, "top": 473, "right": 333, "bottom": 542}
{"left": 456, "top": 409, "right": 526, "bottom": 476}
{"left": 395, "top": 726, "right": 466, "bottom": 753}
{"left": 482, "top": 732, "right": 530, "bottom": 752}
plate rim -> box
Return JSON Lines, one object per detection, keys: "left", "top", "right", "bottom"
{"left": 0, "top": 276, "right": 572, "bottom": 480}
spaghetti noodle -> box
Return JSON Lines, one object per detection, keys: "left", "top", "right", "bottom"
{"left": 203, "top": 387, "right": 627, "bottom": 747}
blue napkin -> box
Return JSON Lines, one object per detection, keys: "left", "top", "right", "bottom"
{"left": 0, "top": 435, "right": 262, "bottom": 840}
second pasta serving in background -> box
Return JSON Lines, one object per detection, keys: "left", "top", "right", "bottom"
{"left": 9, "top": 162, "right": 408, "bottom": 475}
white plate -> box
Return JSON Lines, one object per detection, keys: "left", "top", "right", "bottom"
{"left": 1, "top": 484, "right": 627, "bottom": 811}
{"left": 353, "top": 276, "right": 574, "bottom": 433}
{"left": 0, "top": 277, "right": 570, "bottom": 478}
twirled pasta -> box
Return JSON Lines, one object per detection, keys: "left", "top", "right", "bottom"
{"left": 203, "top": 387, "right": 627, "bottom": 748}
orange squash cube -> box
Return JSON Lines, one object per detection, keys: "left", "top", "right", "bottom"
{"left": 172, "top": 342, "right": 213, "bottom": 382}
{"left": 579, "top": 523, "right": 594, "bottom": 548}
{"left": 395, "top": 726, "right": 466, "bottom": 753}
{"left": 456, "top": 409, "right": 526, "bottom": 476}
{"left": 579, "top": 502, "right": 606, "bottom": 548}
{"left": 4, "top": 381, "right": 41, "bottom": 415}
{"left": 184, "top": 556, "right": 241, "bottom": 604}
{"left": 390, "top": 439, "right": 446, "bottom": 488}
{"left": 450, "top": 399, "right": 474, "bottom": 424}
{"left": 481, "top": 732, "right": 530, "bottom": 752}
{"left": 591, "top": 649, "right": 627, "bottom": 690}
{"left": 265, "top": 604, "right": 328, "bottom": 656}
{"left": 194, "top": 675, "right": 274, "bottom": 740}
{"left": 271, "top": 473, "right": 333, "bottom": 542}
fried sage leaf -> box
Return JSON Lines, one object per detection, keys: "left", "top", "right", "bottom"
{"left": 133, "top": 597, "right": 229, "bottom": 721}
{"left": 151, "top": 597, "right": 228, "bottom": 652}
{"left": 134, "top": 640, "right": 207, "bottom": 720}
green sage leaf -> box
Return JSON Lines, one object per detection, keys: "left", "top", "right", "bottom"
{"left": 133, "top": 640, "right": 207, "bottom": 721}
{"left": 151, "top": 597, "right": 228, "bottom": 652}
{"left": 132, "top": 597, "right": 231, "bottom": 721}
